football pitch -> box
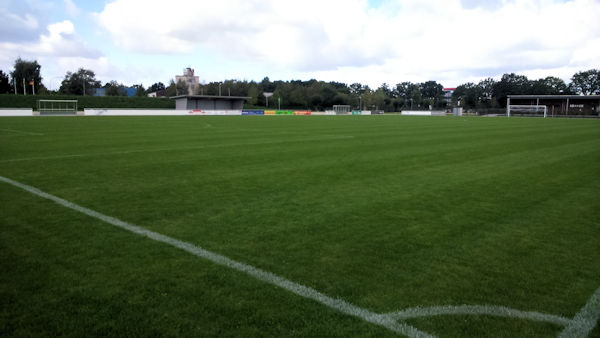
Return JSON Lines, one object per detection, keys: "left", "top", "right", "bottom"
{"left": 1, "top": 115, "right": 599, "bottom": 337}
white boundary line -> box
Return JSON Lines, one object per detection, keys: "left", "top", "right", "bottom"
{"left": 559, "top": 287, "right": 600, "bottom": 338}
{"left": 0, "top": 128, "right": 44, "bottom": 136}
{"left": 0, "top": 175, "right": 431, "bottom": 338}
{"left": 387, "top": 304, "right": 571, "bottom": 326}
{"left": 1, "top": 175, "right": 598, "bottom": 337}
{"left": 0, "top": 135, "right": 353, "bottom": 163}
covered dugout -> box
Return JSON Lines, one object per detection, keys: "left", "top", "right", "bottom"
{"left": 172, "top": 95, "right": 250, "bottom": 110}
{"left": 507, "top": 95, "right": 600, "bottom": 117}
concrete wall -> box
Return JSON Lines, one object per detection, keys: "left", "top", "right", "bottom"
{"left": 84, "top": 109, "right": 243, "bottom": 116}
{"left": 175, "top": 97, "right": 245, "bottom": 110}
{"left": 402, "top": 111, "right": 447, "bottom": 116}
{"left": 0, "top": 108, "right": 33, "bottom": 116}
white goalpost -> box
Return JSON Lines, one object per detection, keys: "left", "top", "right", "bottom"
{"left": 38, "top": 99, "right": 78, "bottom": 115}
{"left": 507, "top": 105, "right": 547, "bottom": 118}
{"left": 333, "top": 105, "right": 351, "bottom": 115}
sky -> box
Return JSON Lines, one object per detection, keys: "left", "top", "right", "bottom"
{"left": 1, "top": 0, "right": 599, "bottom": 90}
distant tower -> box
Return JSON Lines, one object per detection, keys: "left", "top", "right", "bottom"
{"left": 175, "top": 67, "right": 200, "bottom": 95}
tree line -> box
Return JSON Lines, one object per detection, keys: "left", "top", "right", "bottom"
{"left": 1, "top": 58, "right": 598, "bottom": 111}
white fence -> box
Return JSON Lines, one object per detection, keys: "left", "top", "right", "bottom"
{"left": 402, "top": 110, "right": 447, "bottom": 116}
{"left": 83, "top": 109, "right": 243, "bottom": 116}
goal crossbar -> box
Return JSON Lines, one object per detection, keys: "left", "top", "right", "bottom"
{"left": 38, "top": 100, "right": 78, "bottom": 115}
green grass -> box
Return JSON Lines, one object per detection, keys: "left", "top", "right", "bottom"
{"left": 1, "top": 115, "right": 599, "bottom": 337}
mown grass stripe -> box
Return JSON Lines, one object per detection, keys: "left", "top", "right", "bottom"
{"left": 0, "top": 175, "right": 432, "bottom": 338}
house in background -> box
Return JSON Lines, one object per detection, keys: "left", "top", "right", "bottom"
{"left": 443, "top": 88, "right": 456, "bottom": 104}
{"left": 175, "top": 68, "right": 200, "bottom": 95}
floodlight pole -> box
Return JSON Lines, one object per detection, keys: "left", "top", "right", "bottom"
{"left": 218, "top": 83, "right": 222, "bottom": 96}
{"left": 359, "top": 96, "right": 362, "bottom": 110}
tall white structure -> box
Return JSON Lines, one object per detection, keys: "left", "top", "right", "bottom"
{"left": 175, "top": 68, "right": 200, "bottom": 95}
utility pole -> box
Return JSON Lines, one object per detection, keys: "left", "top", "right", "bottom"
{"left": 23, "top": 78, "right": 26, "bottom": 95}
{"left": 13, "top": 78, "right": 16, "bottom": 94}
{"left": 32, "top": 80, "right": 35, "bottom": 95}
{"left": 218, "top": 83, "right": 222, "bottom": 96}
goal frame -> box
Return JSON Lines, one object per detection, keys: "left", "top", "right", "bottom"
{"left": 38, "top": 99, "right": 78, "bottom": 115}
{"left": 507, "top": 104, "right": 547, "bottom": 118}
{"left": 333, "top": 105, "right": 351, "bottom": 115}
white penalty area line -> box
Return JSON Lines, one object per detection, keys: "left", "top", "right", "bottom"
{"left": 0, "top": 135, "right": 353, "bottom": 164}
{"left": 0, "top": 175, "right": 431, "bottom": 338}
{"left": 0, "top": 128, "right": 44, "bottom": 136}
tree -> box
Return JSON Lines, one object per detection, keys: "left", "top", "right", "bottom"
{"left": 453, "top": 83, "right": 484, "bottom": 108}
{"left": 10, "top": 58, "right": 42, "bottom": 95}
{"left": 148, "top": 82, "right": 165, "bottom": 93}
{"left": 0, "top": 70, "right": 10, "bottom": 94}
{"left": 531, "top": 76, "right": 569, "bottom": 95}
{"left": 132, "top": 84, "right": 146, "bottom": 96}
{"left": 492, "top": 73, "right": 532, "bottom": 106}
{"left": 478, "top": 78, "right": 496, "bottom": 102}
{"left": 104, "top": 80, "right": 127, "bottom": 96}
{"left": 570, "top": 69, "right": 600, "bottom": 95}
{"left": 260, "top": 77, "right": 275, "bottom": 92}
{"left": 59, "top": 68, "right": 100, "bottom": 95}
{"left": 420, "top": 81, "right": 444, "bottom": 107}
{"left": 165, "top": 80, "right": 177, "bottom": 97}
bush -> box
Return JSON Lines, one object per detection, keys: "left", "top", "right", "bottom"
{"left": 0, "top": 94, "right": 175, "bottom": 110}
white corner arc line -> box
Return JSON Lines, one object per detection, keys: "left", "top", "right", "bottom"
{"left": 386, "top": 304, "right": 571, "bottom": 326}
{"left": 558, "top": 287, "right": 600, "bottom": 338}
{"left": 0, "top": 175, "right": 431, "bottom": 338}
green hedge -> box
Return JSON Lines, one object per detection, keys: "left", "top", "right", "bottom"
{"left": 0, "top": 94, "right": 175, "bottom": 110}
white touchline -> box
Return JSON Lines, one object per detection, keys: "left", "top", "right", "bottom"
{"left": 0, "top": 128, "right": 44, "bottom": 136}
{"left": 0, "top": 135, "right": 353, "bottom": 163}
{"left": 0, "top": 175, "right": 431, "bottom": 338}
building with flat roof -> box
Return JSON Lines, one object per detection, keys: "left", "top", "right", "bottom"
{"left": 443, "top": 87, "right": 456, "bottom": 104}
{"left": 171, "top": 95, "right": 250, "bottom": 110}
{"left": 507, "top": 95, "right": 600, "bottom": 117}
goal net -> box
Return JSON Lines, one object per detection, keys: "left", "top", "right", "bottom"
{"left": 507, "top": 105, "right": 547, "bottom": 118}
{"left": 333, "top": 105, "right": 351, "bottom": 115}
{"left": 38, "top": 99, "right": 78, "bottom": 115}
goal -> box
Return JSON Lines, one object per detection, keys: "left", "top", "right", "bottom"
{"left": 38, "top": 99, "right": 78, "bottom": 115}
{"left": 507, "top": 105, "right": 547, "bottom": 118}
{"left": 333, "top": 105, "right": 351, "bottom": 115}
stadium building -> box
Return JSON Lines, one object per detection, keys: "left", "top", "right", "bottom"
{"left": 507, "top": 95, "right": 600, "bottom": 117}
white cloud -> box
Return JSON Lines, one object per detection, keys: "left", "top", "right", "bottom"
{"left": 0, "top": 18, "right": 106, "bottom": 89}
{"left": 0, "top": 20, "right": 101, "bottom": 58}
{"left": 93, "top": 0, "right": 600, "bottom": 86}
{"left": 63, "top": 0, "right": 81, "bottom": 17}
